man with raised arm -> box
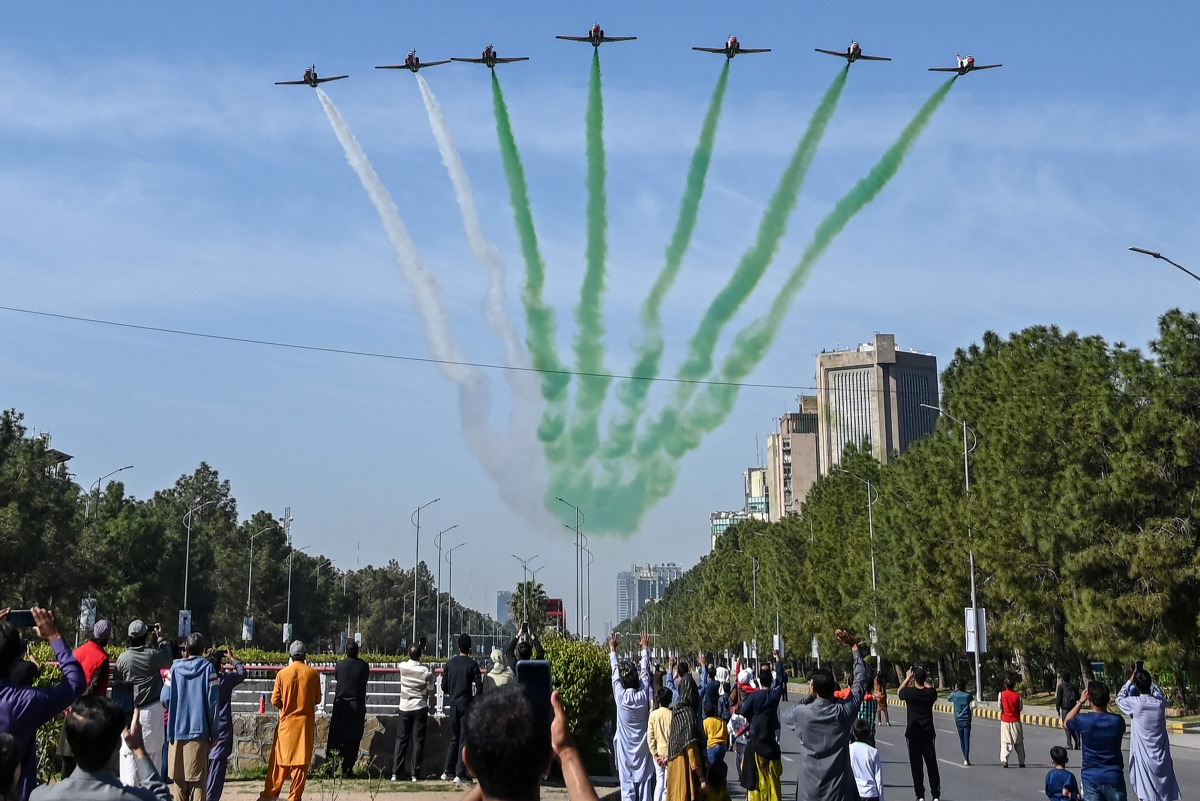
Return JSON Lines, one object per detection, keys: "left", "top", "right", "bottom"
{"left": 736, "top": 647, "right": 788, "bottom": 801}
{"left": 789, "top": 630, "right": 866, "bottom": 801}
{"left": 610, "top": 632, "right": 653, "bottom": 801}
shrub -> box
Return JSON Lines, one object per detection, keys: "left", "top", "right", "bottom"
{"left": 541, "top": 634, "right": 613, "bottom": 758}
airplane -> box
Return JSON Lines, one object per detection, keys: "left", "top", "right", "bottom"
{"left": 452, "top": 44, "right": 529, "bottom": 70}
{"left": 556, "top": 23, "right": 636, "bottom": 48}
{"left": 693, "top": 35, "right": 770, "bottom": 59}
{"left": 274, "top": 65, "right": 349, "bottom": 87}
{"left": 376, "top": 51, "right": 451, "bottom": 73}
{"left": 815, "top": 40, "right": 891, "bottom": 63}
{"left": 928, "top": 53, "right": 1002, "bottom": 75}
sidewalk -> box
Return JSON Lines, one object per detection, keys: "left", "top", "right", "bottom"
{"left": 222, "top": 778, "right": 621, "bottom": 801}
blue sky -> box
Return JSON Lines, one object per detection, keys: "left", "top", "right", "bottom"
{"left": 3, "top": 2, "right": 1198, "bottom": 632}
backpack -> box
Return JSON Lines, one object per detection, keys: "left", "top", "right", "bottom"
{"left": 1060, "top": 683, "right": 1080, "bottom": 711}
{"left": 717, "top": 693, "right": 732, "bottom": 722}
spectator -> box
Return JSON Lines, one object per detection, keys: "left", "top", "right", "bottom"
{"left": 160, "top": 632, "right": 218, "bottom": 801}
{"left": 874, "top": 675, "right": 890, "bottom": 727}
{"left": 650, "top": 664, "right": 666, "bottom": 704}
{"left": 8, "top": 639, "right": 41, "bottom": 688}
{"left": 609, "top": 633, "right": 652, "bottom": 801}
{"left": 31, "top": 697, "right": 170, "bottom": 801}
{"left": 727, "top": 710, "right": 749, "bottom": 782}
{"left": 947, "top": 680, "right": 974, "bottom": 766}
{"left": 849, "top": 718, "right": 883, "bottom": 801}
{"left": 115, "top": 620, "right": 173, "bottom": 785}
{"left": 60, "top": 620, "right": 114, "bottom": 777}
{"left": 705, "top": 760, "right": 731, "bottom": 801}
{"left": 328, "top": 642, "right": 369, "bottom": 779}
{"left": 1056, "top": 674, "right": 1082, "bottom": 751}
{"left": 441, "top": 634, "right": 483, "bottom": 784}
{"left": 458, "top": 685, "right": 599, "bottom": 801}
{"left": 484, "top": 649, "right": 513, "bottom": 691}
{"left": 1065, "top": 680, "right": 1127, "bottom": 801}
{"left": 503, "top": 623, "right": 543, "bottom": 671}
{"left": 698, "top": 657, "right": 719, "bottom": 721}
{"left": 1116, "top": 668, "right": 1180, "bottom": 801}
{"left": 787, "top": 630, "right": 866, "bottom": 801}
{"left": 0, "top": 608, "right": 87, "bottom": 801}
{"left": 206, "top": 647, "right": 247, "bottom": 801}
{"left": 736, "top": 650, "right": 788, "bottom": 801}
{"left": 0, "top": 733, "right": 20, "bottom": 800}
{"left": 702, "top": 700, "right": 726, "bottom": 766}
{"left": 258, "top": 641, "right": 320, "bottom": 801}
{"left": 897, "top": 666, "right": 941, "bottom": 801}
{"left": 999, "top": 676, "right": 1025, "bottom": 768}
{"left": 647, "top": 689, "right": 672, "bottom": 801}
{"left": 1045, "top": 746, "right": 1079, "bottom": 800}
{"left": 714, "top": 663, "right": 730, "bottom": 687}
{"left": 665, "top": 669, "right": 704, "bottom": 801}
{"left": 857, "top": 674, "right": 879, "bottom": 749}
{"left": 393, "top": 641, "right": 434, "bottom": 782}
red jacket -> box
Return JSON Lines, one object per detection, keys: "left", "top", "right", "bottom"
{"left": 74, "top": 640, "right": 110, "bottom": 698}
{"left": 1000, "top": 688, "right": 1022, "bottom": 722}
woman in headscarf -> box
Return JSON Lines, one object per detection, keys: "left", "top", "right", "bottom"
{"left": 666, "top": 667, "right": 706, "bottom": 801}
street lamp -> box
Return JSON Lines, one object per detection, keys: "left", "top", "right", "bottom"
{"left": 1129, "top": 246, "right": 1200, "bottom": 283}
{"left": 446, "top": 542, "right": 467, "bottom": 643}
{"left": 735, "top": 547, "right": 759, "bottom": 656}
{"left": 529, "top": 564, "right": 548, "bottom": 631}
{"left": 182, "top": 499, "right": 217, "bottom": 611}
{"left": 556, "top": 497, "right": 584, "bottom": 636}
{"left": 583, "top": 543, "right": 594, "bottom": 639}
{"left": 411, "top": 498, "right": 440, "bottom": 643}
{"left": 433, "top": 523, "right": 460, "bottom": 658}
{"left": 921, "top": 402, "right": 983, "bottom": 702}
{"left": 511, "top": 553, "right": 540, "bottom": 622}
{"left": 315, "top": 558, "right": 332, "bottom": 577}
{"left": 834, "top": 466, "right": 881, "bottom": 661}
{"left": 245, "top": 524, "right": 278, "bottom": 621}
{"left": 285, "top": 545, "right": 312, "bottom": 643}
{"left": 86, "top": 465, "right": 133, "bottom": 522}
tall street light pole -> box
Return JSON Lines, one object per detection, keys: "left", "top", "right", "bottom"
{"left": 834, "top": 467, "right": 881, "bottom": 660}
{"left": 511, "top": 553, "right": 540, "bottom": 622}
{"left": 735, "top": 548, "right": 759, "bottom": 655}
{"left": 446, "top": 542, "right": 467, "bottom": 643}
{"left": 921, "top": 402, "right": 983, "bottom": 702}
{"left": 182, "top": 499, "right": 217, "bottom": 611}
{"left": 583, "top": 539, "right": 593, "bottom": 639}
{"left": 556, "top": 497, "right": 584, "bottom": 636}
{"left": 285, "top": 545, "right": 312, "bottom": 643}
{"left": 433, "top": 523, "right": 460, "bottom": 658}
{"left": 411, "top": 497, "right": 440, "bottom": 644}
{"left": 1129, "top": 246, "right": 1200, "bottom": 283}
{"left": 245, "top": 524, "right": 278, "bottom": 625}
{"left": 87, "top": 465, "right": 133, "bottom": 522}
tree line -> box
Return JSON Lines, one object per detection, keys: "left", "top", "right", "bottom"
{"left": 0, "top": 415, "right": 503, "bottom": 655}
{"left": 624, "top": 310, "right": 1200, "bottom": 704}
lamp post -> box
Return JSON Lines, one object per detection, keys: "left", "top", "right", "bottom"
{"left": 529, "top": 564, "right": 548, "bottom": 631}
{"left": 921, "top": 402, "right": 983, "bottom": 702}
{"left": 411, "top": 498, "right": 440, "bottom": 644}
{"left": 182, "top": 499, "right": 217, "bottom": 611}
{"left": 285, "top": 545, "right": 312, "bottom": 643}
{"left": 511, "top": 553, "right": 540, "bottom": 622}
{"left": 584, "top": 543, "right": 594, "bottom": 639}
{"left": 1129, "top": 246, "right": 1200, "bottom": 283}
{"left": 556, "top": 497, "right": 584, "bottom": 635}
{"left": 735, "top": 547, "right": 759, "bottom": 655}
{"left": 245, "top": 524, "right": 277, "bottom": 621}
{"left": 446, "top": 542, "right": 467, "bottom": 643}
{"left": 433, "top": 523, "right": 460, "bottom": 658}
{"left": 86, "top": 465, "right": 133, "bottom": 522}
{"left": 834, "top": 467, "right": 881, "bottom": 659}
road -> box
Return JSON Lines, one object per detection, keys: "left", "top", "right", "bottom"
{"left": 726, "top": 702, "right": 1199, "bottom": 801}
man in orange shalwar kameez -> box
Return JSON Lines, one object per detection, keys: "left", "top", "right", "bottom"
{"left": 259, "top": 641, "right": 321, "bottom": 801}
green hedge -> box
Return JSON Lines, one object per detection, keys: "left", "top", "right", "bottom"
{"left": 542, "top": 633, "right": 613, "bottom": 757}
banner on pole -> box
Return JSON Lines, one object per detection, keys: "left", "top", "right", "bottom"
{"left": 964, "top": 607, "right": 988, "bottom": 653}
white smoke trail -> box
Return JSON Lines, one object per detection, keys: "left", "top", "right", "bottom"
{"left": 316, "top": 89, "right": 546, "bottom": 518}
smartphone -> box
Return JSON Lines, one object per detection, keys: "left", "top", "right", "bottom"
{"left": 1136, "top": 660, "right": 1145, "bottom": 672}
{"left": 6, "top": 610, "right": 35, "bottom": 628}
{"left": 111, "top": 683, "right": 135, "bottom": 725}
{"left": 516, "top": 659, "right": 553, "bottom": 721}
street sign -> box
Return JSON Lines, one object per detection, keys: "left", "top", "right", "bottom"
{"left": 810, "top": 634, "right": 820, "bottom": 659}
{"left": 177, "top": 610, "right": 192, "bottom": 638}
{"left": 282, "top": 622, "right": 293, "bottom": 644}
{"left": 79, "top": 598, "right": 97, "bottom": 633}
{"left": 869, "top": 624, "right": 878, "bottom": 644}
{"left": 241, "top": 617, "right": 255, "bottom": 643}
{"left": 964, "top": 607, "right": 988, "bottom": 653}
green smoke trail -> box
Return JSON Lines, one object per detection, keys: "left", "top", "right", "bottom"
{"left": 626, "top": 66, "right": 850, "bottom": 462}
{"left": 564, "top": 50, "right": 612, "bottom": 464}
{"left": 491, "top": 73, "right": 570, "bottom": 452}
{"left": 570, "top": 79, "right": 957, "bottom": 532}
{"left": 602, "top": 62, "right": 731, "bottom": 460}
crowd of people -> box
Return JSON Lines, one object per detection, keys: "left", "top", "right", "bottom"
{"left": 0, "top": 606, "right": 1188, "bottom": 801}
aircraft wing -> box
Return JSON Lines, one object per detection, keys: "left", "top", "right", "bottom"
{"left": 973, "top": 63, "right": 1002, "bottom": 70}
{"left": 928, "top": 67, "right": 960, "bottom": 72}
{"left": 858, "top": 54, "right": 892, "bottom": 61}
{"left": 452, "top": 57, "right": 486, "bottom": 64}
{"left": 314, "top": 75, "right": 349, "bottom": 83}
{"left": 556, "top": 35, "right": 589, "bottom": 42}
{"left": 692, "top": 47, "right": 725, "bottom": 53}
{"left": 814, "top": 48, "right": 848, "bottom": 59}
{"left": 274, "top": 80, "right": 309, "bottom": 85}
{"left": 493, "top": 57, "right": 530, "bottom": 63}
{"left": 375, "top": 60, "right": 450, "bottom": 69}
{"left": 602, "top": 36, "right": 637, "bottom": 42}
{"left": 739, "top": 48, "right": 771, "bottom": 54}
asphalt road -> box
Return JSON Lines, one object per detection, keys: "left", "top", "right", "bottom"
{"left": 727, "top": 702, "right": 1199, "bottom": 801}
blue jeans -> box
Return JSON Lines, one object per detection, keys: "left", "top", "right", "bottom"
{"left": 706, "top": 744, "right": 727, "bottom": 767}
{"left": 1083, "top": 784, "right": 1128, "bottom": 801}
{"left": 956, "top": 721, "right": 971, "bottom": 761}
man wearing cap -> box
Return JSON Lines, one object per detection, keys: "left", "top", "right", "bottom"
{"left": 59, "top": 620, "right": 114, "bottom": 777}
{"left": 115, "top": 620, "right": 173, "bottom": 785}
{"left": 160, "top": 633, "right": 219, "bottom": 801}
{"left": 259, "top": 641, "right": 320, "bottom": 801}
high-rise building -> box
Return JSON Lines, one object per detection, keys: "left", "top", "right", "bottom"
{"left": 496, "top": 591, "right": 513, "bottom": 625}
{"left": 766, "top": 396, "right": 821, "bottom": 521}
{"left": 616, "top": 563, "right": 684, "bottom": 623}
{"left": 710, "top": 510, "right": 749, "bottom": 550}
{"left": 816, "top": 333, "right": 939, "bottom": 472}
{"left": 744, "top": 467, "right": 769, "bottom": 520}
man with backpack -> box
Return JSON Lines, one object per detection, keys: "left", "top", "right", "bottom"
{"left": 1055, "top": 673, "right": 1081, "bottom": 750}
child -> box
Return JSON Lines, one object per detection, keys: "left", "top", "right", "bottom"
{"left": 704, "top": 757, "right": 731, "bottom": 801}
{"left": 703, "top": 700, "right": 728, "bottom": 766}
{"left": 1045, "top": 746, "right": 1080, "bottom": 799}
{"left": 849, "top": 718, "right": 883, "bottom": 801}
{"left": 727, "top": 710, "right": 749, "bottom": 780}
{"left": 647, "top": 688, "right": 673, "bottom": 801}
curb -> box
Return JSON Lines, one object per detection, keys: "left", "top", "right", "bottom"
{"left": 893, "top": 698, "right": 1189, "bottom": 734}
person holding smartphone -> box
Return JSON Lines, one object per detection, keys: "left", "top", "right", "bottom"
{"left": 1117, "top": 665, "right": 1180, "bottom": 801}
